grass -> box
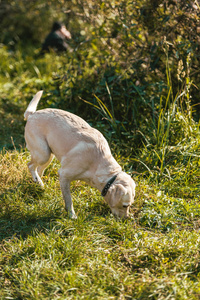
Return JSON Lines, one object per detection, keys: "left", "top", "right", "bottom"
{"left": 0, "top": 45, "right": 200, "bottom": 299}
{"left": 0, "top": 147, "right": 200, "bottom": 299}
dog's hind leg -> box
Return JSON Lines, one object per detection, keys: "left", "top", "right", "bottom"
{"left": 27, "top": 142, "right": 52, "bottom": 187}
{"left": 28, "top": 160, "right": 45, "bottom": 187}
{"left": 37, "top": 153, "right": 54, "bottom": 177}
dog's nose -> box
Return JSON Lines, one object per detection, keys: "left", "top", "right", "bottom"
{"left": 121, "top": 208, "right": 130, "bottom": 219}
{"left": 121, "top": 213, "right": 128, "bottom": 219}
{"left": 111, "top": 208, "right": 129, "bottom": 219}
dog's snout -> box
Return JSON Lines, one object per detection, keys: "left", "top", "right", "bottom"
{"left": 111, "top": 207, "right": 129, "bottom": 219}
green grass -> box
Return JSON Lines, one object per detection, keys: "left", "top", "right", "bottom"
{"left": 0, "top": 148, "right": 200, "bottom": 299}
{"left": 0, "top": 45, "right": 200, "bottom": 299}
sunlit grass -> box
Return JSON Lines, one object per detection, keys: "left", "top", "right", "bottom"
{"left": 0, "top": 148, "right": 200, "bottom": 299}
{"left": 0, "top": 43, "right": 200, "bottom": 299}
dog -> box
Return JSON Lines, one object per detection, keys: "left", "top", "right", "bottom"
{"left": 24, "top": 91, "right": 136, "bottom": 219}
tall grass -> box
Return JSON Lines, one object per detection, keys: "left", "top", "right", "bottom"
{"left": 0, "top": 44, "right": 200, "bottom": 299}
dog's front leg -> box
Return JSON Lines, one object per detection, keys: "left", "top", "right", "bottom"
{"left": 58, "top": 169, "right": 77, "bottom": 219}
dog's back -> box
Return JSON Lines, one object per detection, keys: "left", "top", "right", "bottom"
{"left": 25, "top": 107, "right": 111, "bottom": 165}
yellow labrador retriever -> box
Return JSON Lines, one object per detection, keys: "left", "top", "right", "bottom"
{"left": 24, "top": 91, "right": 136, "bottom": 219}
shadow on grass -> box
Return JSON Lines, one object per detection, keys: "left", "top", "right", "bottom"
{"left": 0, "top": 181, "right": 64, "bottom": 241}
{"left": 0, "top": 177, "right": 138, "bottom": 242}
{"left": 0, "top": 97, "right": 26, "bottom": 150}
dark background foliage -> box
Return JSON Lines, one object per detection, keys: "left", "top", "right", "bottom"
{"left": 0, "top": 0, "right": 199, "bottom": 153}
{"left": 0, "top": 5, "right": 200, "bottom": 297}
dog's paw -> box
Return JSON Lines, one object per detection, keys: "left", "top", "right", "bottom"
{"left": 37, "top": 179, "right": 44, "bottom": 188}
{"left": 71, "top": 213, "right": 77, "bottom": 220}
{"left": 68, "top": 211, "right": 77, "bottom": 219}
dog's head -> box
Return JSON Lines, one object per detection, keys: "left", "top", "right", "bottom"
{"left": 104, "top": 172, "right": 136, "bottom": 218}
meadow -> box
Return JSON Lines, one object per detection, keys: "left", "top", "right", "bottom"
{"left": 0, "top": 19, "right": 200, "bottom": 300}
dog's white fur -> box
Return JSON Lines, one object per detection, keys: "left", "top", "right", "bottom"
{"left": 24, "top": 91, "right": 136, "bottom": 218}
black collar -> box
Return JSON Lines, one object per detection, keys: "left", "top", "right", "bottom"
{"left": 101, "top": 174, "right": 119, "bottom": 197}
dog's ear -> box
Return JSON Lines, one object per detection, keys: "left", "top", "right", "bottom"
{"left": 109, "top": 184, "right": 127, "bottom": 208}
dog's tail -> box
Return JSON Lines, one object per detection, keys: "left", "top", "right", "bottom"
{"left": 24, "top": 90, "right": 43, "bottom": 120}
